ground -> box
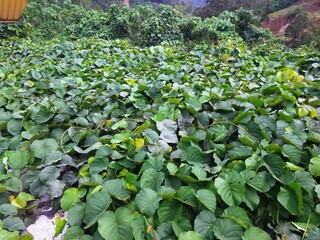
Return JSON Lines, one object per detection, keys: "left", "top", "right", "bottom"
{"left": 261, "top": 0, "right": 320, "bottom": 35}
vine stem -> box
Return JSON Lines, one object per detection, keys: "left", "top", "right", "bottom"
{"left": 301, "top": 214, "right": 312, "bottom": 240}
{"left": 276, "top": 208, "right": 287, "bottom": 239}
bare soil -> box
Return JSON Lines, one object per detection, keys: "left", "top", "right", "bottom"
{"left": 261, "top": 0, "right": 320, "bottom": 35}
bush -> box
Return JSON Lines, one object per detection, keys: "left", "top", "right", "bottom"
{"left": 140, "top": 5, "right": 183, "bottom": 46}
{"left": 235, "top": 8, "right": 271, "bottom": 44}
{"left": 285, "top": 13, "right": 315, "bottom": 48}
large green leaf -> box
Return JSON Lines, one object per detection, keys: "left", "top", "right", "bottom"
{"left": 242, "top": 227, "right": 271, "bottom": 240}
{"left": 175, "top": 186, "right": 197, "bottom": 207}
{"left": 222, "top": 206, "right": 250, "bottom": 229}
{"left": 281, "top": 144, "right": 301, "bottom": 165}
{"left": 178, "top": 231, "right": 204, "bottom": 240}
{"left": 135, "top": 189, "right": 162, "bottom": 217}
{"left": 102, "top": 179, "right": 130, "bottom": 201}
{"left": 34, "top": 106, "right": 54, "bottom": 123}
{"left": 241, "top": 170, "right": 275, "bottom": 193}
{"left": 263, "top": 154, "right": 295, "bottom": 184}
{"left": 98, "top": 207, "right": 135, "bottom": 240}
{"left": 277, "top": 182, "right": 303, "bottom": 216}
{"left": 213, "top": 218, "right": 243, "bottom": 240}
{"left": 157, "top": 200, "right": 183, "bottom": 223}
{"left": 61, "top": 188, "right": 81, "bottom": 211}
{"left": 172, "top": 218, "right": 192, "bottom": 237}
{"left": 8, "top": 150, "right": 30, "bottom": 170}
{"left": 7, "top": 119, "right": 22, "bottom": 136}
{"left": 3, "top": 217, "right": 26, "bottom": 231}
{"left": 196, "top": 189, "right": 216, "bottom": 213}
{"left": 309, "top": 157, "right": 320, "bottom": 177}
{"left": 30, "top": 138, "right": 59, "bottom": 159}
{"left": 194, "top": 210, "right": 216, "bottom": 239}
{"left": 140, "top": 169, "right": 165, "bottom": 192}
{"left": 83, "top": 189, "right": 112, "bottom": 228}
{"left": 39, "top": 166, "right": 60, "bottom": 184}
{"left": 215, "top": 170, "right": 245, "bottom": 206}
{"left": 67, "top": 203, "right": 85, "bottom": 226}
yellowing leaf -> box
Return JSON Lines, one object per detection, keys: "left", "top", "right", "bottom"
{"left": 125, "top": 78, "right": 137, "bottom": 85}
{"left": 9, "top": 195, "right": 15, "bottom": 203}
{"left": 147, "top": 225, "right": 153, "bottom": 234}
{"left": 11, "top": 197, "right": 27, "bottom": 209}
{"left": 135, "top": 138, "right": 145, "bottom": 149}
{"left": 106, "top": 120, "right": 112, "bottom": 127}
{"left": 310, "top": 109, "right": 317, "bottom": 118}
{"left": 297, "top": 108, "right": 309, "bottom": 118}
{"left": 126, "top": 183, "right": 137, "bottom": 192}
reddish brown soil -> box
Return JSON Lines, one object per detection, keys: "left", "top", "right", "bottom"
{"left": 261, "top": 0, "right": 320, "bottom": 35}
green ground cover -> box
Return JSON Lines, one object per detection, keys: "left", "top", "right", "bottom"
{"left": 0, "top": 37, "right": 320, "bottom": 239}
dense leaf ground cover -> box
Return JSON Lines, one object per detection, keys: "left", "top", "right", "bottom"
{"left": 0, "top": 37, "right": 320, "bottom": 239}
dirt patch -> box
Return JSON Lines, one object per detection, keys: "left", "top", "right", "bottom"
{"left": 261, "top": 16, "right": 295, "bottom": 35}
{"left": 261, "top": 0, "right": 320, "bottom": 35}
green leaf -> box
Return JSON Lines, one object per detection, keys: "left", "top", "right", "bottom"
{"left": 196, "top": 189, "right": 216, "bottom": 213}
{"left": 309, "top": 157, "right": 320, "bottom": 177}
{"left": 157, "top": 200, "right": 183, "bottom": 223}
{"left": 215, "top": 170, "right": 245, "bottom": 206}
{"left": 83, "top": 189, "right": 112, "bottom": 229}
{"left": 263, "top": 154, "right": 295, "bottom": 184}
{"left": 185, "top": 96, "right": 202, "bottom": 112}
{"left": 34, "top": 106, "right": 54, "bottom": 123}
{"left": 102, "top": 179, "right": 130, "bottom": 201}
{"left": 63, "top": 226, "right": 85, "bottom": 239}
{"left": 228, "top": 146, "right": 253, "bottom": 160}
{"left": 242, "top": 227, "right": 271, "bottom": 240}
{"left": 3, "top": 217, "right": 26, "bottom": 231}
{"left": 277, "top": 182, "right": 303, "bottom": 216}
{"left": 282, "top": 144, "right": 301, "bottom": 165}
{"left": 7, "top": 119, "right": 22, "bottom": 136}
{"left": 175, "top": 186, "right": 197, "bottom": 207}
{"left": 241, "top": 170, "right": 275, "bottom": 193}
{"left": 48, "top": 180, "right": 66, "bottom": 199}
{"left": 111, "top": 119, "right": 128, "bottom": 130}
{"left": 222, "top": 206, "right": 250, "bottom": 229}
{"left": 211, "top": 125, "right": 229, "bottom": 142}
{"left": 131, "top": 215, "right": 146, "bottom": 240}
{"left": 305, "top": 227, "right": 320, "bottom": 240}
{"left": 213, "top": 218, "right": 243, "bottom": 240}
{"left": 295, "top": 171, "right": 315, "bottom": 194}
{"left": 54, "top": 214, "right": 67, "bottom": 238}
{"left": 98, "top": 207, "right": 135, "bottom": 240}
{"left": 61, "top": 188, "right": 81, "bottom": 211}
{"left": 181, "top": 146, "right": 205, "bottom": 164}
{"left": 0, "top": 229, "right": 19, "bottom": 240}
{"left": 0, "top": 204, "right": 18, "bottom": 216}
{"left": 172, "top": 218, "right": 192, "bottom": 237}
{"left": 178, "top": 231, "right": 204, "bottom": 240}
{"left": 39, "top": 166, "right": 60, "bottom": 184}
{"left": 67, "top": 203, "right": 85, "bottom": 226}
{"left": 140, "top": 169, "right": 164, "bottom": 192}
{"left": 8, "top": 150, "right": 30, "bottom": 170}
{"left": 30, "top": 138, "right": 59, "bottom": 159}
{"left": 135, "top": 189, "right": 162, "bottom": 217}
{"left": 194, "top": 210, "right": 216, "bottom": 239}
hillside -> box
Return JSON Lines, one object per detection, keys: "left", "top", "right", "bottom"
{"left": 261, "top": 0, "right": 320, "bottom": 35}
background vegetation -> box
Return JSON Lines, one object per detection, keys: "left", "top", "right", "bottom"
{"left": 0, "top": 0, "right": 320, "bottom": 239}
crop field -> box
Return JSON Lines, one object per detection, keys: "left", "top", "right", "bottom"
{"left": 0, "top": 37, "right": 320, "bottom": 239}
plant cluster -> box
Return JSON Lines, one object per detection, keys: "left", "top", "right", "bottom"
{"left": 1, "top": 36, "right": 320, "bottom": 239}
{"left": 0, "top": 1, "right": 271, "bottom": 46}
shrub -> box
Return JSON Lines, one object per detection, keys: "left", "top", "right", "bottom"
{"left": 140, "top": 5, "right": 183, "bottom": 46}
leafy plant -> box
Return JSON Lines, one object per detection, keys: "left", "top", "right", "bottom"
{"left": 1, "top": 24, "right": 320, "bottom": 239}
